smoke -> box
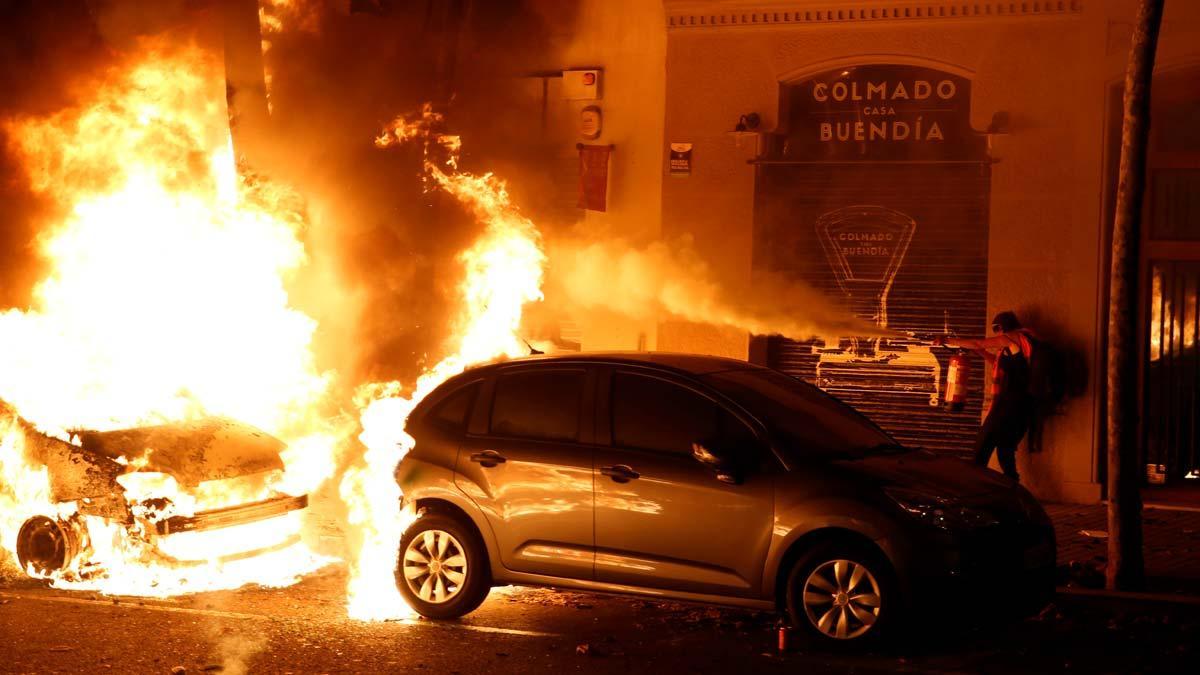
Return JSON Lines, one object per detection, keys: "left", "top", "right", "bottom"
{"left": 543, "top": 236, "right": 881, "bottom": 342}
{"left": 0, "top": 1, "right": 110, "bottom": 309}
{"left": 208, "top": 625, "right": 268, "bottom": 675}
{"left": 238, "top": 1, "right": 582, "bottom": 390}
{"left": 0, "top": 1, "right": 584, "bottom": 388}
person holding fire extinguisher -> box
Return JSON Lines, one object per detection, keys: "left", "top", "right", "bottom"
{"left": 935, "top": 311, "right": 1034, "bottom": 482}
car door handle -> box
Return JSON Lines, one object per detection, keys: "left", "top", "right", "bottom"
{"left": 469, "top": 451, "right": 507, "bottom": 468}
{"left": 600, "top": 464, "right": 640, "bottom": 483}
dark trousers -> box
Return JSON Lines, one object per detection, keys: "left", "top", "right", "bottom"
{"left": 975, "top": 403, "right": 1030, "bottom": 482}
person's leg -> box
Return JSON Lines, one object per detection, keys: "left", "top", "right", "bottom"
{"left": 996, "top": 444, "right": 1020, "bottom": 482}
{"left": 974, "top": 424, "right": 998, "bottom": 469}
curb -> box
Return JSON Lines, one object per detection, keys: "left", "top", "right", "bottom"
{"left": 1057, "top": 586, "right": 1200, "bottom": 607}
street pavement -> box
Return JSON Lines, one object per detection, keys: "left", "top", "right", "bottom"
{"left": 1048, "top": 502, "right": 1200, "bottom": 594}
{"left": 3, "top": 500, "right": 1200, "bottom": 674}
{"left": 2, "top": 562, "right": 1199, "bottom": 674}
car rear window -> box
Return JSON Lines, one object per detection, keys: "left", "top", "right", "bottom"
{"left": 429, "top": 381, "right": 479, "bottom": 432}
{"left": 490, "top": 369, "right": 585, "bottom": 442}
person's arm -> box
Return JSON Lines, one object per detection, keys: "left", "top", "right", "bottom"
{"left": 940, "top": 334, "right": 1017, "bottom": 351}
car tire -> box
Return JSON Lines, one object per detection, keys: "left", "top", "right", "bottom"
{"left": 395, "top": 508, "right": 491, "bottom": 619}
{"left": 784, "top": 539, "right": 898, "bottom": 650}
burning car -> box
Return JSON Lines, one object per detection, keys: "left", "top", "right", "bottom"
{"left": 2, "top": 401, "right": 308, "bottom": 581}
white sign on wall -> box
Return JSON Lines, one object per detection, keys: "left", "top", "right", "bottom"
{"left": 563, "top": 69, "right": 601, "bottom": 100}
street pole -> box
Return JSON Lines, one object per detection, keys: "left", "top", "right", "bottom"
{"left": 1106, "top": 0, "right": 1165, "bottom": 591}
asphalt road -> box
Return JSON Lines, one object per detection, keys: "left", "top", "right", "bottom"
{"left": 2, "top": 565, "right": 1198, "bottom": 674}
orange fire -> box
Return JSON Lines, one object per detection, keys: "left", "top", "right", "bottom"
{"left": 0, "top": 33, "right": 857, "bottom": 618}
{"left": 344, "top": 112, "right": 544, "bottom": 620}
{"left": 0, "top": 43, "right": 339, "bottom": 595}
{"left": 258, "top": 0, "right": 322, "bottom": 110}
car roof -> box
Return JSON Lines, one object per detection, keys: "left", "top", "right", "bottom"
{"left": 467, "top": 351, "right": 759, "bottom": 377}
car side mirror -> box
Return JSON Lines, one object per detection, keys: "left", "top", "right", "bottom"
{"left": 691, "top": 442, "right": 743, "bottom": 485}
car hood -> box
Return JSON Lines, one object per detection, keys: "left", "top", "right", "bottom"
{"left": 77, "top": 417, "right": 285, "bottom": 486}
{"left": 833, "top": 450, "right": 1013, "bottom": 499}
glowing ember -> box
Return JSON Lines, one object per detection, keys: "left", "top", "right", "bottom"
{"left": 344, "top": 112, "right": 544, "bottom": 620}
{"left": 0, "top": 43, "right": 338, "bottom": 595}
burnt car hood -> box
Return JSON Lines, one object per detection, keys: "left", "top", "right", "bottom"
{"left": 834, "top": 450, "right": 1013, "bottom": 499}
{"left": 77, "top": 417, "right": 285, "bottom": 486}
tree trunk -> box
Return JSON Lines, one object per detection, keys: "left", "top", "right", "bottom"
{"left": 1106, "top": 0, "right": 1165, "bottom": 592}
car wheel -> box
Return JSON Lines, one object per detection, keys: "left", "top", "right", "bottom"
{"left": 785, "top": 540, "right": 897, "bottom": 649}
{"left": 395, "top": 509, "right": 490, "bottom": 619}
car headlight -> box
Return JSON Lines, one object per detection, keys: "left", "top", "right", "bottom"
{"left": 885, "top": 487, "right": 1000, "bottom": 531}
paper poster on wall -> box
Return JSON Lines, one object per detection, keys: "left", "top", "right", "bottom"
{"left": 577, "top": 143, "right": 611, "bottom": 212}
{"left": 669, "top": 143, "right": 692, "bottom": 176}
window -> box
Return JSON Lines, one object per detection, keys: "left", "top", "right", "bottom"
{"left": 428, "top": 381, "right": 479, "bottom": 432}
{"left": 612, "top": 372, "right": 752, "bottom": 457}
{"left": 490, "top": 369, "right": 584, "bottom": 442}
{"left": 1150, "top": 170, "right": 1200, "bottom": 241}
{"left": 702, "top": 368, "right": 894, "bottom": 458}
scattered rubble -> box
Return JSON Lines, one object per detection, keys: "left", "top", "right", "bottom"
{"left": 1061, "top": 560, "right": 1106, "bottom": 589}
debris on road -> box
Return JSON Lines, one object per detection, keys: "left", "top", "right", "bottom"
{"left": 1061, "top": 560, "right": 1106, "bottom": 588}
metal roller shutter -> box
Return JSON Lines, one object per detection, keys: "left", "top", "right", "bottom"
{"left": 754, "top": 162, "right": 990, "bottom": 456}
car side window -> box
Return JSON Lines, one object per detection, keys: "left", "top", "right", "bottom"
{"left": 428, "top": 381, "right": 479, "bottom": 433}
{"left": 490, "top": 369, "right": 585, "bottom": 442}
{"left": 612, "top": 371, "right": 750, "bottom": 458}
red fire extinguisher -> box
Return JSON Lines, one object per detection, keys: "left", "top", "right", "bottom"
{"left": 945, "top": 349, "right": 970, "bottom": 412}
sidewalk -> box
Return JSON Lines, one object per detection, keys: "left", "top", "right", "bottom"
{"left": 1046, "top": 502, "right": 1200, "bottom": 595}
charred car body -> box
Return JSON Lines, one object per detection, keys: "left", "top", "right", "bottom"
{"left": 3, "top": 401, "right": 307, "bottom": 579}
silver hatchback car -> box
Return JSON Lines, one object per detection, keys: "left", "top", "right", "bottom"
{"left": 394, "top": 353, "right": 1055, "bottom": 646}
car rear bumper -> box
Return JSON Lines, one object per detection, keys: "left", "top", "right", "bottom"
{"left": 155, "top": 494, "right": 309, "bottom": 535}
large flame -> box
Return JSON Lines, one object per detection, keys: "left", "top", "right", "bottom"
{"left": 0, "top": 43, "right": 338, "bottom": 595}
{"left": 344, "top": 115, "right": 544, "bottom": 620}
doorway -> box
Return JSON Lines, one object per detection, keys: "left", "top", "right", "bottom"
{"left": 1135, "top": 66, "right": 1200, "bottom": 502}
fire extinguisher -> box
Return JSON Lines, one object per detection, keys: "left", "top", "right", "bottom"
{"left": 944, "top": 349, "right": 970, "bottom": 412}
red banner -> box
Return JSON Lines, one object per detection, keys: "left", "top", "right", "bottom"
{"left": 577, "top": 144, "right": 611, "bottom": 212}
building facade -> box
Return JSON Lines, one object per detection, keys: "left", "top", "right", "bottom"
{"left": 548, "top": 0, "right": 1200, "bottom": 504}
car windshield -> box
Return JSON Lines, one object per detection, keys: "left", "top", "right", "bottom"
{"left": 702, "top": 367, "right": 899, "bottom": 460}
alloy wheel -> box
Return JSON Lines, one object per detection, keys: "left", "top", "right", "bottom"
{"left": 402, "top": 529, "right": 468, "bottom": 604}
{"left": 801, "top": 559, "right": 882, "bottom": 639}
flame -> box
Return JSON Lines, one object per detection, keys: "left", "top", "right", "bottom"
{"left": 0, "top": 417, "right": 65, "bottom": 559}
{"left": 258, "top": 0, "right": 322, "bottom": 111}
{"left": 0, "top": 44, "right": 339, "bottom": 595}
{"left": 377, "top": 103, "right": 463, "bottom": 177}
{"left": 344, "top": 112, "right": 544, "bottom": 620}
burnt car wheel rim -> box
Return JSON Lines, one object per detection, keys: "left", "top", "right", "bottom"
{"left": 16, "top": 516, "right": 77, "bottom": 577}
{"left": 403, "top": 529, "right": 467, "bottom": 604}
{"left": 802, "top": 559, "right": 882, "bottom": 639}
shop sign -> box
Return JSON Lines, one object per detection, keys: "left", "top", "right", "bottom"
{"left": 782, "top": 64, "right": 986, "bottom": 161}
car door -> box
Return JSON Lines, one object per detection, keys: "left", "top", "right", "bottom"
{"left": 454, "top": 366, "right": 596, "bottom": 579}
{"left": 593, "top": 368, "right": 775, "bottom": 597}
